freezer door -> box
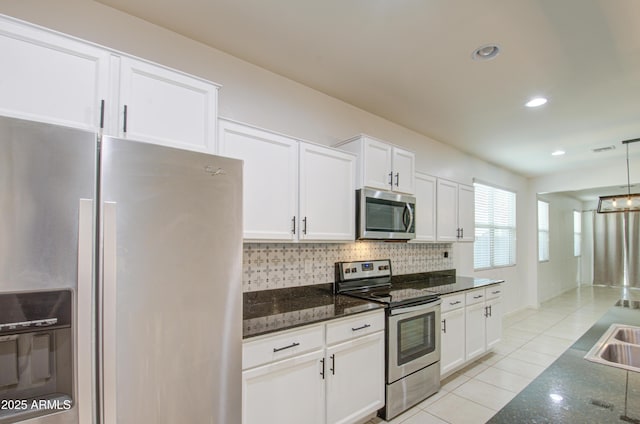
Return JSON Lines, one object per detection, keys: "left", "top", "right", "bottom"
{"left": 0, "top": 116, "right": 97, "bottom": 424}
{"left": 99, "top": 137, "right": 242, "bottom": 424}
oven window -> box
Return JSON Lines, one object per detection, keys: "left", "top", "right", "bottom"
{"left": 396, "top": 311, "right": 435, "bottom": 366}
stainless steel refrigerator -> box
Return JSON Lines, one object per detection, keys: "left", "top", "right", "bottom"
{"left": 0, "top": 116, "right": 242, "bottom": 424}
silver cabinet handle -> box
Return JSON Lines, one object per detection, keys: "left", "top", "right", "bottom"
{"left": 352, "top": 324, "right": 371, "bottom": 332}
{"left": 388, "top": 172, "right": 393, "bottom": 187}
{"left": 291, "top": 216, "right": 296, "bottom": 234}
{"left": 395, "top": 172, "right": 399, "bottom": 187}
{"left": 302, "top": 217, "right": 307, "bottom": 235}
{"left": 491, "top": 290, "right": 501, "bottom": 295}
{"left": 320, "top": 358, "right": 325, "bottom": 379}
{"left": 330, "top": 354, "right": 335, "bottom": 375}
{"left": 473, "top": 295, "right": 483, "bottom": 299}
{"left": 102, "top": 201, "right": 118, "bottom": 424}
{"left": 449, "top": 300, "right": 461, "bottom": 306}
{"left": 273, "top": 342, "right": 300, "bottom": 353}
{"left": 442, "top": 319, "right": 447, "bottom": 333}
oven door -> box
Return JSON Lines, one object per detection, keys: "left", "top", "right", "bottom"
{"left": 387, "top": 300, "right": 441, "bottom": 383}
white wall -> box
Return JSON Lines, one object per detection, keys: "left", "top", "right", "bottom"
{"left": 0, "top": 0, "right": 533, "bottom": 313}
{"left": 536, "top": 193, "right": 583, "bottom": 303}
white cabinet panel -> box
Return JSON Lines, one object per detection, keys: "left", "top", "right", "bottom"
{"left": 242, "top": 349, "right": 325, "bottom": 424}
{"left": 391, "top": 147, "right": 415, "bottom": 194}
{"left": 457, "top": 183, "right": 475, "bottom": 242}
{"left": 336, "top": 135, "right": 415, "bottom": 194}
{"left": 486, "top": 295, "right": 503, "bottom": 350}
{"left": 326, "top": 332, "right": 385, "bottom": 424}
{"left": 441, "top": 307, "right": 465, "bottom": 376}
{"left": 465, "top": 302, "right": 486, "bottom": 362}
{"left": 362, "top": 137, "right": 392, "bottom": 190}
{"left": 436, "top": 179, "right": 474, "bottom": 242}
{"left": 299, "top": 143, "right": 355, "bottom": 241}
{"left": 436, "top": 179, "right": 459, "bottom": 242}
{"left": 118, "top": 57, "right": 217, "bottom": 151}
{"left": 218, "top": 120, "right": 298, "bottom": 241}
{"left": 0, "top": 16, "right": 109, "bottom": 130}
{"left": 414, "top": 172, "right": 437, "bottom": 242}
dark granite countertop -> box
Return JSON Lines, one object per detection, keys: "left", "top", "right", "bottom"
{"left": 243, "top": 284, "right": 384, "bottom": 339}
{"left": 392, "top": 270, "right": 504, "bottom": 295}
{"left": 243, "top": 270, "right": 504, "bottom": 339}
{"left": 489, "top": 302, "right": 640, "bottom": 424}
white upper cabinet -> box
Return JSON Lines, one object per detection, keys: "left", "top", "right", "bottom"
{"left": 391, "top": 147, "right": 416, "bottom": 194}
{"left": 219, "top": 119, "right": 355, "bottom": 242}
{"left": 0, "top": 15, "right": 219, "bottom": 153}
{"left": 218, "top": 119, "right": 298, "bottom": 241}
{"left": 299, "top": 143, "right": 355, "bottom": 241}
{"left": 115, "top": 57, "right": 218, "bottom": 152}
{"left": 413, "top": 172, "right": 437, "bottom": 242}
{"left": 0, "top": 16, "right": 110, "bottom": 131}
{"left": 436, "top": 179, "right": 475, "bottom": 242}
{"left": 335, "top": 135, "right": 415, "bottom": 194}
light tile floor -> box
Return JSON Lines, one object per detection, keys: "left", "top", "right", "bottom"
{"left": 366, "top": 285, "right": 638, "bottom": 424}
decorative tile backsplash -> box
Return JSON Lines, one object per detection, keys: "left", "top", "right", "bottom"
{"left": 243, "top": 242, "right": 454, "bottom": 292}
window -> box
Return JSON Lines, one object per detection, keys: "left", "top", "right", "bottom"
{"left": 474, "top": 183, "right": 516, "bottom": 270}
{"left": 538, "top": 200, "right": 549, "bottom": 262}
{"left": 573, "top": 210, "right": 581, "bottom": 257}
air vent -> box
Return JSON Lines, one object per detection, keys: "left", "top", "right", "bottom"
{"left": 592, "top": 145, "right": 616, "bottom": 153}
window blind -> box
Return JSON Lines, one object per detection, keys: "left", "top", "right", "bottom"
{"left": 474, "top": 183, "right": 517, "bottom": 269}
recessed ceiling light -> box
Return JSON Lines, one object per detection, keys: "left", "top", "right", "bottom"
{"left": 551, "top": 150, "right": 565, "bottom": 156}
{"left": 526, "top": 97, "right": 548, "bottom": 107}
{"left": 471, "top": 44, "right": 500, "bottom": 61}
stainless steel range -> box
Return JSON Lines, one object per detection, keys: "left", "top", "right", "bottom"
{"left": 335, "top": 259, "right": 441, "bottom": 420}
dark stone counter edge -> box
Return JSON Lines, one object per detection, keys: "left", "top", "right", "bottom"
{"left": 242, "top": 275, "right": 504, "bottom": 339}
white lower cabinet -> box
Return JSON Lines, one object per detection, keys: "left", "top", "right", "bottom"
{"left": 464, "top": 285, "right": 503, "bottom": 363}
{"left": 440, "top": 293, "right": 466, "bottom": 376}
{"left": 243, "top": 349, "right": 325, "bottom": 424}
{"left": 440, "top": 284, "right": 503, "bottom": 377}
{"left": 242, "top": 310, "right": 385, "bottom": 424}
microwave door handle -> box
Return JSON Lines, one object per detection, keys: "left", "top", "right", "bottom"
{"left": 404, "top": 203, "right": 414, "bottom": 232}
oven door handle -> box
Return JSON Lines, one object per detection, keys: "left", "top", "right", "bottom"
{"left": 390, "top": 299, "right": 441, "bottom": 315}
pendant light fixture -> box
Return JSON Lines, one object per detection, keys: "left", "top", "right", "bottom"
{"left": 597, "top": 138, "right": 640, "bottom": 213}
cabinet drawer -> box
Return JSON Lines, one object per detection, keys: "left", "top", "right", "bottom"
{"left": 243, "top": 324, "right": 324, "bottom": 370}
{"left": 486, "top": 284, "right": 503, "bottom": 300}
{"left": 326, "top": 310, "right": 385, "bottom": 346}
{"left": 441, "top": 293, "right": 465, "bottom": 313}
{"left": 465, "top": 289, "right": 486, "bottom": 306}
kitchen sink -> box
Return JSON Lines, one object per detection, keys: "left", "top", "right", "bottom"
{"left": 614, "top": 328, "right": 640, "bottom": 344}
{"left": 585, "top": 324, "right": 640, "bottom": 373}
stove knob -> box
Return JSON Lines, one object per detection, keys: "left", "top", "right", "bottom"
{"left": 351, "top": 267, "right": 357, "bottom": 273}
{"left": 345, "top": 268, "right": 350, "bottom": 274}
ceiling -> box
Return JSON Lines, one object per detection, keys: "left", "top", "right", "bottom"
{"left": 95, "top": 0, "right": 640, "bottom": 179}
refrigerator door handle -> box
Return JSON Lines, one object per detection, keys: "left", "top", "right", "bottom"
{"left": 102, "top": 201, "right": 118, "bottom": 424}
{"left": 77, "top": 199, "right": 95, "bottom": 424}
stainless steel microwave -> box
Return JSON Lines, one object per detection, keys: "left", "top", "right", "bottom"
{"left": 356, "top": 188, "right": 416, "bottom": 240}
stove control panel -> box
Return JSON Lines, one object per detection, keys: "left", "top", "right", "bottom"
{"left": 336, "top": 259, "right": 391, "bottom": 281}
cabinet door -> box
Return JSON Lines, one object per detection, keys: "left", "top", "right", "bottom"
{"left": 299, "top": 143, "right": 355, "bottom": 241}
{"left": 436, "top": 179, "right": 459, "bottom": 242}
{"left": 0, "top": 16, "right": 109, "bottom": 131}
{"left": 242, "top": 350, "right": 325, "bottom": 424}
{"left": 362, "top": 137, "right": 393, "bottom": 190}
{"left": 413, "top": 172, "right": 437, "bottom": 242}
{"left": 441, "top": 308, "right": 465, "bottom": 376}
{"left": 458, "top": 184, "right": 475, "bottom": 242}
{"left": 219, "top": 120, "right": 298, "bottom": 240}
{"left": 465, "top": 302, "right": 486, "bottom": 361}
{"left": 326, "top": 332, "right": 385, "bottom": 424}
{"left": 391, "top": 147, "right": 415, "bottom": 194}
{"left": 118, "top": 57, "right": 217, "bottom": 152}
{"left": 485, "top": 297, "right": 502, "bottom": 350}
